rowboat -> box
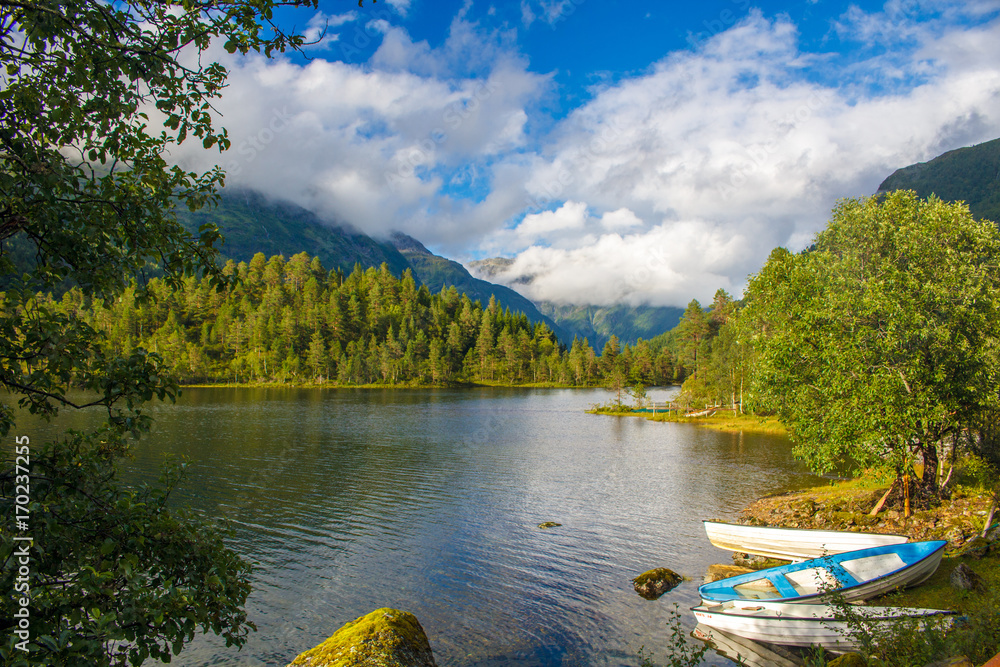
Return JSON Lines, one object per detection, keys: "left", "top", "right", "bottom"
{"left": 691, "top": 599, "right": 954, "bottom": 652}
{"left": 699, "top": 540, "right": 946, "bottom": 604}
{"left": 704, "top": 520, "right": 908, "bottom": 561}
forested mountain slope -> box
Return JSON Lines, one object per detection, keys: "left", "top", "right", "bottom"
{"left": 60, "top": 254, "right": 678, "bottom": 387}
{"left": 877, "top": 137, "right": 1000, "bottom": 224}
{"left": 176, "top": 189, "right": 411, "bottom": 275}
{"left": 176, "top": 190, "right": 570, "bottom": 342}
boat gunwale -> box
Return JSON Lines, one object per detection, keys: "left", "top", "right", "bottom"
{"left": 690, "top": 603, "right": 957, "bottom": 623}
{"left": 703, "top": 519, "right": 909, "bottom": 540}
{"left": 698, "top": 540, "right": 947, "bottom": 604}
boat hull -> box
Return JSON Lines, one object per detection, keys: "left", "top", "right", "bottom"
{"left": 691, "top": 600, "right": 954, "bottom": 652}
{"left": 704, "top": 520, "right": 909, "bottom": 561}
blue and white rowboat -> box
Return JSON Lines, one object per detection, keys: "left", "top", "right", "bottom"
{"left": 699, "top": 540, "right": 947, "bottom": 604}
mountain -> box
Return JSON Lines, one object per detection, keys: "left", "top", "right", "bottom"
{"left": 467, "top": 258, "right": 683, "bottom": 348}
{"left": 176, "top": 190, "right": 571, "bottom": 343}
{"left": 535, "top": 302, "right": 684, "bottom": 349}
{"left": 877, "top": 137, "right": 1000, "bottom": 224}
{"left": 177, "top": 189, "right": 410, "bottom": 275}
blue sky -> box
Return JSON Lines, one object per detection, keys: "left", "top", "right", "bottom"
{"left": 174, "top": 0, "right": 1000, "bottom": 307}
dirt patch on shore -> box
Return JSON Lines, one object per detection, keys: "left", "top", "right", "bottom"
{"left": 739, "top": 485, "right": 993, "bottom": 549}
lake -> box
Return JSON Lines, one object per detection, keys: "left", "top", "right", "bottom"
{"left": 22, "top": 386, "right": 822, "bottom": 665}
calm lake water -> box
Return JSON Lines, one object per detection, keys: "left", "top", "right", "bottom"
{"left": 21, "top": 387, "right": 823, "bottom": 666}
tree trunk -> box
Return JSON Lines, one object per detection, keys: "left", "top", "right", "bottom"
{"left": 983, "top": 498, "right": 997, "bottom": 539}
{"left": 921, "top": 443, "right": 939, "bottom": 493}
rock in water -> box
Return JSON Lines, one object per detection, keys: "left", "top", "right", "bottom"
{"left": 537, "top": 521, "right": 562, "bottom": 529}
{"left": 286, "top": 608, "right": 437, "bottom": 667}
{"left": 949, "top": 563, "right": 984, "bottom": 592}
{"left": 632, "top": 568, "right": 683, "bottom": 600}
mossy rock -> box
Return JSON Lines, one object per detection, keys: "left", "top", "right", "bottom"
{"left": 825, "top": 511, "right": 881, "bottom": 528}
{"left": 731, "top": 552, "right": 791, "bottom": 570}
{"left": 827, "top": 652, "right": 867, "bottom": 667}
{"left": 537, "top": 521, "right": 561, "bottom": 529}
{"left": 925, "top": 658, "right": 974, "bottom": 667}
{"left": 632, "top": 567, "right": 683, "bottom": 600}
{"left": 791, "top": 499, "right": 817, "bottom": 516}
{"left": 703, "top": 564, "right": 755, "bottom": 584}
{"left": 286, "top": 608, "right": 436, "bottom": 667}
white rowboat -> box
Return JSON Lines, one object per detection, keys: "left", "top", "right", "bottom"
{"left": 691, "top": 600, "right": 954, "bottom": 652}
{"left": 703, "top": 520, "right": 909, "bottom": 561}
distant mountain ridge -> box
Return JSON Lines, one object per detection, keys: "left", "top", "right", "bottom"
{"left": 877, "top": 137, "right": 1000, "bottom": 224}
{"left": 176, "top": 190, "right": 570, "bottom": 342}
{"left": 467, "top": 258, "right": 683, "bottom": 348}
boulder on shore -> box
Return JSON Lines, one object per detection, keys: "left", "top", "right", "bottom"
{"left": 632, "top": 567, "right": 683, "bottom": 600}
{"left": 703, "top": 564, "right": 755, "bottom": 584}
{"left": 286, "top": 608, "right": 437, "bottom": 667}
{"left": 949, "top": 563, "right": 984, "bottom": 592}
{"left": 827, "top": 653, "right": 866, "bottom": 667}
{"left": 731, "top": 552, "right": 790, "bottom": 570}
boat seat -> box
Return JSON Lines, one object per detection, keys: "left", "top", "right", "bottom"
{"left": 828, "top": 564, "right": 859, "bottom": 587}
{"left": 766, "top": 573, "right": 802, "bottom": 599}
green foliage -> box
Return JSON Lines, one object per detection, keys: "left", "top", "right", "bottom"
{"left": 49, "top": 253, "right": 683, "bottom": 388}
{"left": 812, "top": 585, "right": 1000, "bottom": 666}
{"left": 0, "top": 0, "right": 325, "bottom": 663}
{"left": 742, "top": 192, "right": 1000, "bottom": 489}
{"left": 1, "top": 430, "right": 255, "bottom": 666}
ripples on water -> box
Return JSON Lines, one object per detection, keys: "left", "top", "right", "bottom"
{"left": 21, "top": 387, "right": 821, "bottom": 665}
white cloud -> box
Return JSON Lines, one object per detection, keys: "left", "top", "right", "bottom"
{"left": 481, "top": 221, "right": 752, "bottom": 307}
{"left": 383, "top": 0, "right": 412, "bottom": 17}
{"left": 478, "top": 9, "right": 1000, "bottom": 306}
{"left": 513, "top": 200, "right": 587, "bottom": 240}
{"left": 167, "top": 3, "right": 1000, "bottom": 309}
{"left": 301, "top": 12, "right": 356, "bottom": 50}
{"left": 167, "top": 15, "right": 549, "bottom": 245}
{"left": 600, "top": 208, "right": 642, "bottom": 230}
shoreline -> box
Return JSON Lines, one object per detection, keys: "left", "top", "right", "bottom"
{"left": 587, "top": 407, "right": 788, "bottom": 435}
{"left": 179, "top": 380, "right": 601, "bottom": 390}
{"left": 729, "top": 477, "right": 998, "bottom": 644}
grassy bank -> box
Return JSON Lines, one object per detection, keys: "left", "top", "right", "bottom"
{"left": 646, "top": 411, "right": 787, "bottom": 434}
{"left": 587, "top": 406, "right": 789, "bottom": 434}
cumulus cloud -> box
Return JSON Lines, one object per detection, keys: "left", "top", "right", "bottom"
{"left": 479, "top": 221, "right": 751, "bottom": 307}
{"left": 169, "top": 2, "right": 1000, "bottom": 308}
{"left": 168, "top": 12, "right": 549, "bottom": 246}
{"left": 478, "top": 7, "right": 1000, "bottom": 305}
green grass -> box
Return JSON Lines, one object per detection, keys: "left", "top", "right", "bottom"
{"left": 873, "top": 552, "right": 1000, "bottom": 613}
{"left": 646, "top": 411, "right": 788, "bottom": 434}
